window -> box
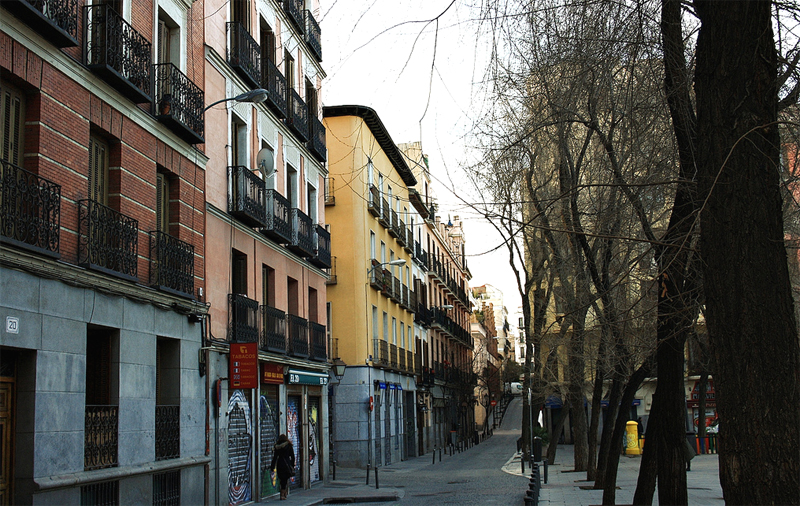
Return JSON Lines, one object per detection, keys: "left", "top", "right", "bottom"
{"left": 259, "top": 140, "right": 275, "bottom": 188}
{"left": 308, "top": 287, "right": 318, "bottom": 322}
{"left": 287, "top": 165, "right": 298, "bottom": 208}
{"left": 400, "top": 324, "right": 405, "bottom": 349}
{"left": 284, "top": 50, "right": 295, "bottom": 90}
{"left": 232, "top": 249, "right": 247, "bottom": 295}
{"left": 372, "top": 306, "right": 378, "bottom": 341}
{"left": 305, "top": 78, "right": 317, "bottom": 117}
{"left": 262, "top": 264, "right": 274, "bottom": 306}
{"left": 157, "top": 11, "right": 179, "bottom": 66}
{"left": 260, "top": 19, "right": 276, "bottom": 64}
{"left": 155, "top": 338, "right": 180, "bottom": 461}
{"left": 88, "top": 136, "right": 110, "bottom": 205}
{"left": 383, "top": 312, "right": 388, "bottom": 342}
{"left": 85, "top": 327, "right": 119, "bottom": 471}
{"left": 288, "top": 276, "right": 299, "bottom": 315}
{"left": 232, "top": 0, "right": 249, "bottom": 27}
{"left": 231, "top": 115, "right": 247, "bottom": 167}
{"left": 392, "top": 317, "right": 397, "bottom": 344}
{"left": 380, "top": 241, "right": 386, "bottom": 264}
{"left": 367, "top": 159, "right": 374, "bottom": 186}
{"left": 156, "top": 170, "right": 171, "bottom": 233}
{"left": 370, "top": 231, "right": 376, "bottom": 259}
{"left": 1, "top": 82, "right": 25, "bottom": 165}
{"left": 307, "top": 183, "right": 317, "bottom": 222}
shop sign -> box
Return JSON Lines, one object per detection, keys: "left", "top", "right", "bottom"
{"left": 261, "top": 363, "right": 284, "bottom": 385}
{"left": 230, "top": 342, "right": 258, "bottom": 389}
{"left": 389, "top": 383, "right": 397, "bottom": 390}
{"left": 378, "top": 381, "right": 387, "bottom": 390}
{"left": 287, "top": 368, "right": 329, "bottom": 386}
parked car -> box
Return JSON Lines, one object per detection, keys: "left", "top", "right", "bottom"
{"left": 506, "top": 382, "right": 523, "bottom": 395}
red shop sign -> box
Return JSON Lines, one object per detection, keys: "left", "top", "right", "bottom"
{"left": 230, "top": 342, "right": 258, "bottom": 389}
{"left": 261, "top": 362, "right": 285, "bottom": 385}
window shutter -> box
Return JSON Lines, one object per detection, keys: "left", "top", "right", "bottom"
{"left": 1, "top": 86, "right": 24, "bottom": 165}
{"left": 88, "top": 137, "right": 109, "bottom": 205}
{"left": 156, "top": 173, "right": 169, "bottom": 233}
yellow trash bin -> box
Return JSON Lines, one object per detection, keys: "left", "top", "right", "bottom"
{"left": 625, "top": 420, "right": 642, "bottom": 455}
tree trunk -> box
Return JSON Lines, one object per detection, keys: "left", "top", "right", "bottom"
{"left": 586, "top": 335, "right": 606, "bottom": 482}
{"left": 602, "top": 361, "right": 651, "bottom": 505}
{"left": 568, "top": 322, "right": 588, "bottom": 471}
{"left": 697, "top": 371, "right": 708, "bottom": 442}
{"left": 593, "top": 374, "right": 622, "bottom": 490}
{"left": 695, "top": 1, "right": 800, "bottom": 503}
{"left": 546, "top": 405, "right": 570, "bottom": 464}
{"left": 633, "top": 403, "right": 659, "bottom": 505}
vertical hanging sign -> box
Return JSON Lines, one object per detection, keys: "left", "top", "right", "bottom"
{"left": 230, "top": 342, "right": 258, "bottom": 389}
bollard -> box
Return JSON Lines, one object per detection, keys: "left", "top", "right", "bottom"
{"left": 533, "top": 436, "right": 543, "bottom": 462}
{"left": 543, "top": 458, "right": 548, "bottom": 484}
{"left": 375, "top": 466, "right": 379, "bottom": 489}
{"left": 439, "top": 447, "right": 442, "bottom": 462}
{"left": 432, "top": 446, "right": 436, "bottom": 465}
{"left": 366, "top": 464, "right": 370, "bottom": 485}
{"left": 521, "top": 453, "right": 525, "bottom": 474}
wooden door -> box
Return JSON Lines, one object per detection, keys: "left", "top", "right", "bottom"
{"left": 0, "top": 379, "right": 14, "bottom": 505}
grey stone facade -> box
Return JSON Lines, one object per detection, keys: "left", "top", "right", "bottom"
{"left": 1, "top": 267, "right": 208, "bottom": 504}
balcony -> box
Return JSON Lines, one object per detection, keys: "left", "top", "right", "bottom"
{"left": 402, "top": 227, "right": 412, "bottom": 253}
{"left": 387, "top": 210, "right": 399, "bottom": 238}
{"left": 227, "top": 22, "right": 261, "bottom": 88}
{"left": 288, "top": 208, "right": 314, "bottom": 257}
{"left": 228, "top": 166, "right": 266, "bottom": 228}
{"left": 287, "top": 89, "right": 309, "bottom": 141}
{"left": 148, "top": 231, "right": 194, "bottom": 298}
{"left": 408, "top": 350, "right": 415, "bottom": 374}
{"left": 261, "top": 58, "right": 287, "bottom": 119}
{"left": 0, "top": 160, "right": 61, "bottom": 258}
{"left": 155, "top": 405, "right": 179, "bottom": 461}
{"left": 308, "top": 115, "right": 327, "bottom": 162}
{"left": 390, "top": 343, "right": 398, "bottom": 370}
{"left": 398, "top": 349, "right": 406, "bottom": 372}
{"left": 309, "top": 321, "right": 327, "bottom": 361}
{"left": 261, "top": 189, "right": 291, "bottom": 243}
{"left": 400, "top": 284, "right": 409, "bottom": 310}
{"left": 261, "top": 305, "right": 287, "bottom": 354}
{"left": 85, "top": 405, "right": 118, "bottom": 470}
{"left": 287, "top": 314, "right": 309, "bottom": 358}
{"left": 324, "top": 178, "right": 335, "bottom": 206}
{"left": 84, "top": 4, "right": 151, "bottom": 103}
{"left": 374, "top": 339, "right": 389, "bottom": 368}
{"left": 283, "top": 0, "right": 304, "bottom": 35}
{"left": 4, "top": 0, "right": 78, "bottom": 47}
{"left": 396, "top": 218, "right": 407, "bottom": 247}
{"left": 378, "top": 197, "right": 390, "bottom": 227}
{"left": 408, "top": 290, "right": 417, "bottom": 314}
{"left": 367, "top": 185, "right": 381, "bottom": 217}
{"left": 325, "top": 256, "right": 337, "bottom": 285}
{"left": 78, "top": 200, "right": 138, "bottom": 281}
{"left": 304, "top": 10, "right": 321, "bottom": 62}
{"left": 228, "top": 293, "right": 259, "bottom": 343}
{"left": 369, "top": 259, "right": 388, "bottom": 291}
{"left": 310, "top": 224, "right": 331, "bottom": 269}
{"left": 153, "top": 63, "right": 204, "bottom": 145}
{"left": 414, "top": 353, "right": 422, "bottom": 377}
{"left": 390, "top": 276, "right": 401, "bottom": 303}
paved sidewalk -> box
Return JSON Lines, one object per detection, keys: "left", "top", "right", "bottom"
{"left": 516, "top": 445, "right": 724, "bottom": 505}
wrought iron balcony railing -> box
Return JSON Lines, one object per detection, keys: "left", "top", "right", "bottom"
{"left": 304, "top": 10, "right": 321, "bottom": 62}
{"left": 369, "top": 259, "right": 388, "bottom": 291}
{"left": 283, "top": 0, "right": 304, "bottom": 34}
{"left": 414, "top": 353, "right": 422, "bottom": 376}
{"left": 374, "top": 339, "right": 389, "bottom": 367}
{"left": 391, "top": 276, "right": 401, "bottom": 303}
{"left": 4, "top": 0, "right": 78, "bottom": 47}
{"left": 227, "top": 22, "right": 261, "bottom": 88}
{"left": 228, "top": 293, "right": 259, "bottom": 343}
{"left": 325, "top": 256, "right": 338, "bottom": 285}
{"left": 155, "top": 405, "right": 180, "bottom": 461}
{"left": 398, "top": 348, "right": 406, "bottom": 371}
{"left": 388, "top": 209, "right": 399, "bottom": 238}
{"left": 261, "top": 189, "right": 292, "bottom": 243}
{"left": 379, "top": 198, "right": 390, "bottom": 228}
{"left": 85, "top": 405, "right": 118, "bottom": 470}
{"left": 397, "top": 219, "right": 407, "bottom": 247}
{"left": 308, "top": 114, "right": 327, "bottom": 162}
{"left": 78, "top": 200, "right": 138, "bottom": 281}
{"left": 261, "top": 304, "right": 287, "bottom": 354}
{"left": 309, "top": 321, "right": 327, "bottom": 361}
{"left": 287, "top": 89, "right": 309, "bottom": 142}
{"left": 0, "top": 159, "right": 61, "bottom": 257}
{"left": 153, "top": 63, "right": 204, "bottom": 144}
{"left": 310, "top": 224, "right": 331, "bottom": 269}
{"left": 149, "top": 231, "right": 194, "bottom": 298}
{"left": 287, "top": 314, "right": 309, "bottom": 358}
{"left": 261, "top": 58, "right": 287, "bottom": 119}
{"left": 288, "top": 208, "right": 314, "bottom": 257}
{"left": 390, "top": 343, "right": 398, "bottom": 370}
{"left": 228, "top": 166, "right": 267, "bottom": 227}
{"left": 84, "top": 4, "right": 151, "bottom": 103}
{"left": 367, "top": 185, "right": 381, "bottom": 217}
{"left": 407, "top": 350, "right": 415, "bottom": 374}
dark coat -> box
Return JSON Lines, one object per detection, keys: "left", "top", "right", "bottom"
{"left": 270, "top": 441, "right": 296, "bottom": 482}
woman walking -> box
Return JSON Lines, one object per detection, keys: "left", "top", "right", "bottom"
{"left": 270, "top": 434, "right": 296, "bottom": 500}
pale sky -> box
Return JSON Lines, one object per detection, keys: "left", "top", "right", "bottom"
{"left": 320, "top": 0, "right": 524, "bottom": 312}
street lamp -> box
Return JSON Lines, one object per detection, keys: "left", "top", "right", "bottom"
{"left": 330, "top": 358, "right": 347, "bottom": 480}
{"left": 203, "top": 88, "right": 269, "bottom": 112}
{"left": 368, "top": 259, "right": 406, "bottom": 274}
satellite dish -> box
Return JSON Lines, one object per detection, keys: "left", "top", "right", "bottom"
{"left": 256, "top": 148, "right": 276, "bottom": 177}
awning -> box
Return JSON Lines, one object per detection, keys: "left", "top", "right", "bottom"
{"left": 287, "top": 369, "right": 329, "bottom": 386}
